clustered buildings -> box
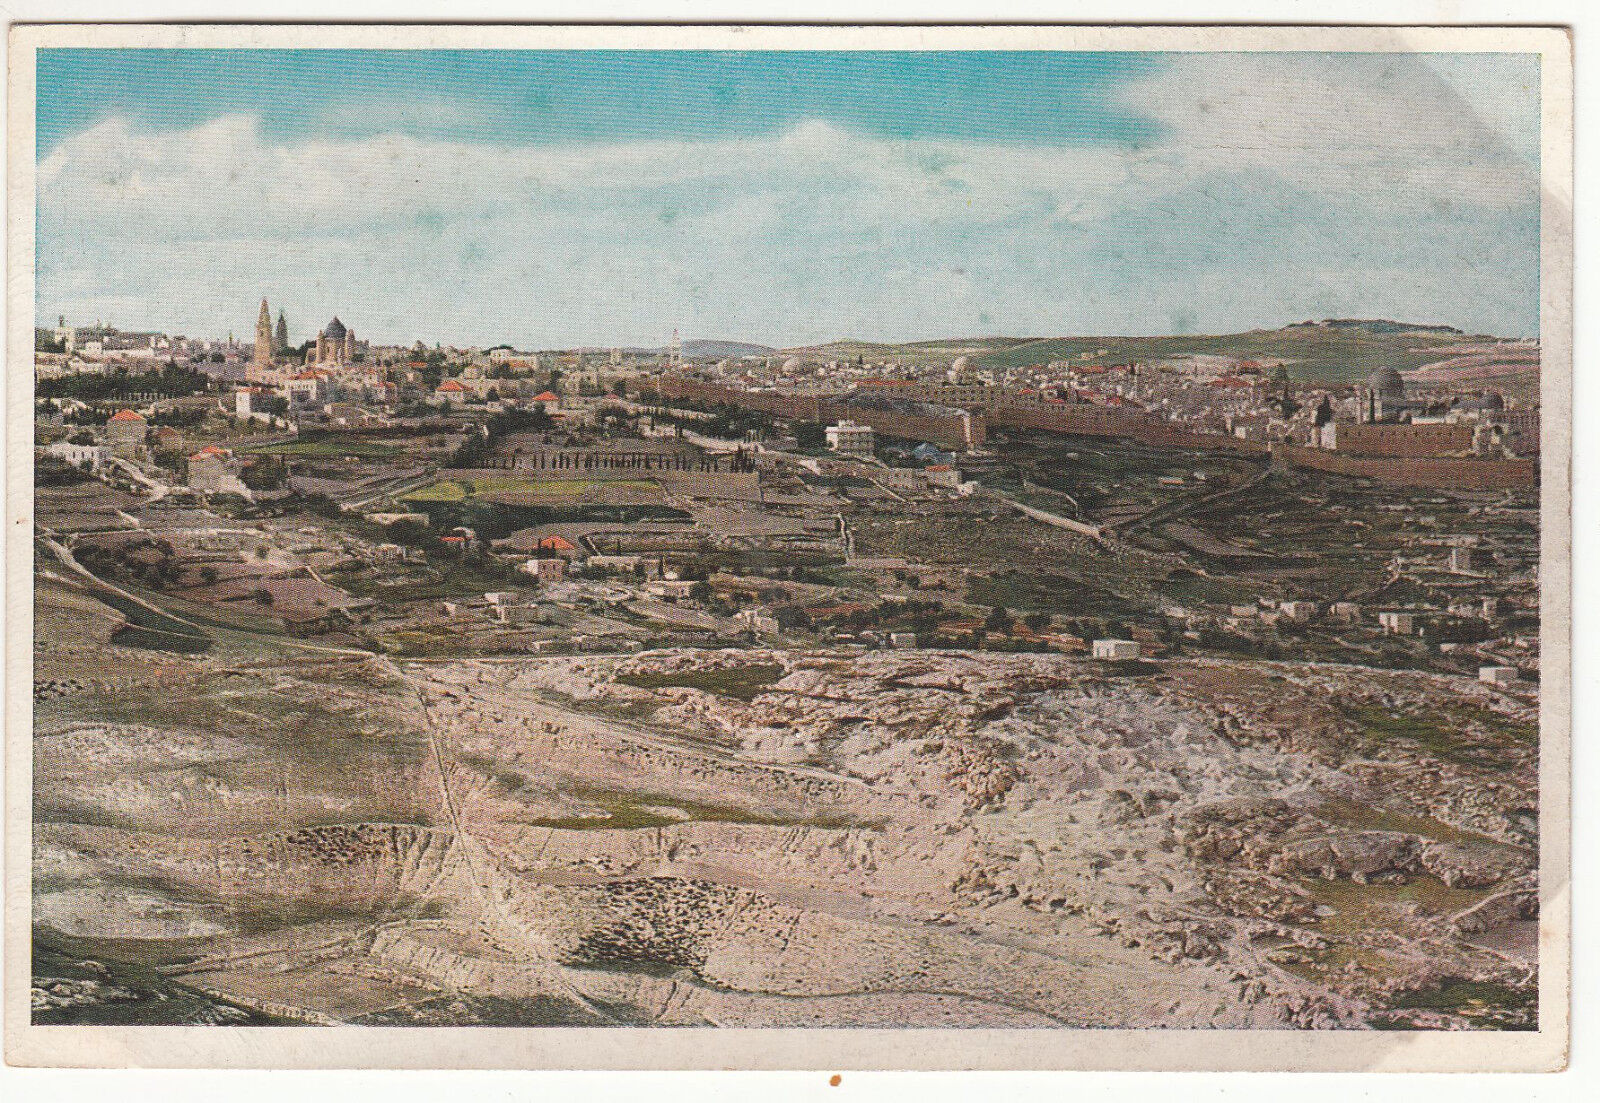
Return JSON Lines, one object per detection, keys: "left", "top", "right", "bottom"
{"left": 35, "top": 301, "right": 1542, "bottom": 509}
{"left": 36, "top": 300, "right": 1543, "bottom": 487}
{"left": 33, "top": 300, "right": 1541, "bottom": 692}
{"left": 650, "top": 351, "right": 1538, "bottom": 487}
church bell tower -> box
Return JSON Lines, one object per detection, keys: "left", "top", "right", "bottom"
{"left": 253, "top": 298, "right": 274, "bottom": 365}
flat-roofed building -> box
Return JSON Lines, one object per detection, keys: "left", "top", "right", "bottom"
{"left": 1092, "top": 638, "right": 1141, "bottom": 660}
{"left": 736, "top": 607, "right": 781, "bottom": 635}
{"left": 825, "top": 420, "right": 876, "bottom": 458}
{"left": 518, "top": 557, "right": 568, "bottom": 583}
{"left": 46, "top": 439, "right": 110, "bottom": 471}
{"left": 1378, "top": 611, "right": 1416, "bottom": 635}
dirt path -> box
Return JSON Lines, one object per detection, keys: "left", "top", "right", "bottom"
{"left": 378, "top": 655, "right": 623, "bottom": 1023}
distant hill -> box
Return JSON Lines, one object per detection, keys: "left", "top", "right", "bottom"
{"left": 681, "top": 339, "right": 775, "bottom": 359}
{"left": 775, "top": 322, "right": 1508, "bottom": 385}
{"left": 623, "top": 339, "right": 775, "bottom": 358}
{"left": 779, "top": 336, "right": 1033, "bottom": 361}
{"left": 778, "top": 339, "right": 911, "bottom": 359}
{"left": 973, "top": 322, "right": 1504, "bottom": 384}
{"left": 1296, "top": 319, "right": 1465, "bottom": 337}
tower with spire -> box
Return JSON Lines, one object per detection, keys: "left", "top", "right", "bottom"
{"left": 253, "top": 298, "right": 274, "bottom": 366}
{"left": 274, "top": 309, "right": 288, "bottom": 355}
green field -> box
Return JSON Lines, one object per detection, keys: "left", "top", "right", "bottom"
{"left": 402, "top": 475, "right": 657, "bottom": 503}
{"left": 965, "top": 570, "right": 1141, "bottom": 620}
{"left": 239, "top": 437, "right": 401, "bottom": 459}
{"left": 401, "top": 479, "right": 472, "bottom": 502}
{"left": 525, "top": 784, "right": 854, "bottom": 831}
{"left": 33, "top": 932, "right": 293, "bottom": 1026}
{"left": 1346, "top": 704, "right": 1529, "bottom": 771}
{"left": 615, "top": 663, "right": 786, "bottom": 701}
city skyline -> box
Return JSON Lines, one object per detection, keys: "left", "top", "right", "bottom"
{"left": 37, "top": 49, "right": 1542, "bottom": 347}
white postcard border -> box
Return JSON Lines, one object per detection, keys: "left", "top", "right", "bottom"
{"left": 3, "top": 21, "right": 1574, "bottom": 1072}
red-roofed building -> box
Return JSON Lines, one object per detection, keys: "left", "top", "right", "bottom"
{"left": 532, "top": 390, "right": 561, "bottom": 404}
{"left": 537, "top": 535, "right": 578, "bottom": 557}
{"left": 106, "top": 408, "right": 148, "bottom": 452}
{"left": 434, "top": 379, "right": 469, "bottom": 403}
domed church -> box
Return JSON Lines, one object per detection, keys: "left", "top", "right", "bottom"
{"left": 1360, "top": 366, "right": 1409, "bottom": 423}
{"left": 309, "top": 316, "right": 358, "bottom": 365}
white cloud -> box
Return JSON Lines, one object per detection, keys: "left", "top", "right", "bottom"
{"left": 37, "top": 52, "right": 1541, "bottom": 345}
{"left": 1119, "top": 53, "right": 1540, "bottom": 209}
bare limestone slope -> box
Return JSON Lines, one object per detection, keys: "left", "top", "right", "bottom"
{"left": 33, "top": 590, "right": 1537, "bottom": 1029}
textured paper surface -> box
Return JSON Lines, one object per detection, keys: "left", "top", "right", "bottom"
{"left": 5, "top": 22, "right": 1572, "bottom": 1070}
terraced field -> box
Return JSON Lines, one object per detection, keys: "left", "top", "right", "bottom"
{"left": 402, "top": 474, "right": 661, "bottom": 505}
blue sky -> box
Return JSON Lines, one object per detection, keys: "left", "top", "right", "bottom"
{"left": 37, "top": 50, "right": 1165, "bottom": 151}
{"left": 35, "top": 49, "right": 1542, "bottom": 347}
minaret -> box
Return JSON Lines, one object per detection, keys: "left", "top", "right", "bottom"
{"left": 274, "top": 310, "right": 288, "bottom": 354}
{"left": 253, "top": 298, "right": 274, "bottom": 365}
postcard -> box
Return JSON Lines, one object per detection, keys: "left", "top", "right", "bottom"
{"left": 4, "top": 22, "right": 1572, "bottom": 1071}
